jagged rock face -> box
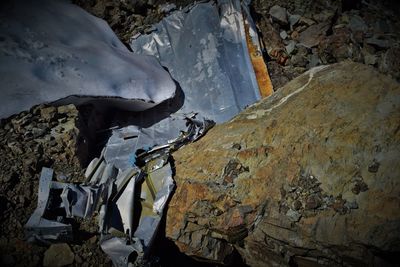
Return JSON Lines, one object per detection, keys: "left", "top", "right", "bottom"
{"left": 167, "top": 62, "right": 400, "bottom": 266}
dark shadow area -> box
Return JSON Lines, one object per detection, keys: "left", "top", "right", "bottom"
{"left": 106, "top": 79, "right": 185, "bottom": 129}
{"left": 371, "top": 248, "right": 400, "bottom": 265}
{"left": 76, "top": 78, "right": 185, "bottom": 162}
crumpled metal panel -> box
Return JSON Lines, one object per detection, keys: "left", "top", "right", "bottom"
{"left": 60, "top": 184, "right": 101, "bottom": 218}
{"left": 150, "top": 162, "right": 174, "bottom": 215}
{"left": 114, "top": 177, "right": 136, "bottom": 235}
{"left": 25, "top": 168, "right": 72, "bottom": 243}
{"left": 130, "top": 0, "right": 261, "bottom": 123}
{"left": 100, "top": 236, "right": 143, "bottom": 267}
{"left": 104, "top": 0, "right": 262, "bottom": 173}
{"left": 104, "top": 115, "right": 214, "bottom": 172}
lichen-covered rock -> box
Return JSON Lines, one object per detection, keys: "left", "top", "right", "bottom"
{"left": 167, "top": 62, "right": 400, "bottom": 266}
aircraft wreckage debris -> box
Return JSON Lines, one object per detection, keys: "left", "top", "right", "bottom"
{"left": 25, "top": 116, "right": 214, "bottom": 266}
{"left": 23, "top": 0, "right": 271, "bottom": 265}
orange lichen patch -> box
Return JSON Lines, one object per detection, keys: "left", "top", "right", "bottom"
{"left": 243, "top": 18, "right": 274, "bottom": 98}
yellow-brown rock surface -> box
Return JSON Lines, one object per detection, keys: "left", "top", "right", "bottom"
{"left": 167, "top": 62, "right": 400, "bottom": 266}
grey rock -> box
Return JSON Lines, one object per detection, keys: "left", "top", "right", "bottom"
{"left": 298, "top": 22, "right": 330, "bottom": 48}
{"left": 269, "top": 5, "right": 288, "bottom": 25}
{"left": 280, "top": 30, "right": 288, "bottom": 40}
{"left": 40, "top": 106, "right": 57, "bottom": 122}
{"left": 286, "top": 209, "right": 302, "bottom": 222}
{"left": 363, "top": 49, "right": 378, "bottom": 65}
{"left": 365, "top": 37, "right": 391, "bottom": 49}
{"left": 298, "top": 16, "right": 316, "bottom": 26}
{"left": 308, "top": 52, "right": 320, "bottom": 68}
{"left": 43, "top": 243, "right": 75, "bottom": 266}
{"left": 313, "top": 10, "right": 336, "bottom": 23}
{"left": 368, "top": 160, "right": 380, "bottom": 173}
{"left": 374, "top": 19, "right": 393, "bottom": 34}
{"left": 349, "top": 15, "right": 368, "bottom": 32}
{"left": 379, "top": 47, "right": 400, "bottom": 80}
{"left": 289, "top": 14, "right": 301, "bottom": 29}
{"left": 345, "top": 201, "right": 359, "bottom": 210}
{"left": 75, "top": 255, "right": 83, "bottom": 264}
{"left": 285, "top": 40, "right": 297, "bottom": 55}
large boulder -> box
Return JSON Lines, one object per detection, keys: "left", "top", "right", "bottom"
{"left": 167, "top": 62, "right": 400, "bottom": 266}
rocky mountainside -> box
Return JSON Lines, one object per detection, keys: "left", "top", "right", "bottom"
{"left": 167, "top": 62, "right": 400, "bottom": 266}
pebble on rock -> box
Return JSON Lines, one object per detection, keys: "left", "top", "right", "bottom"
{"left": 269, "top": 5, "right": 288, "bottom": 25}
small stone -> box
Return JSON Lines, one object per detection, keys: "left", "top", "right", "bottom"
{"left": 292, "top": 200, "right": 302, "bottom": 210}
{"left": 352, "top": 180, "right": 369, "bottom": 194}
{"left": 298, "top": 22, "right": 330, "bottom": 48}
{"left": 379, "top": 47, "right": 400, "bottom": 79}
{"left": 269, "top": 5, "right": 288, "bottom": 25}
{"left": 299, "top": 17, "right": 316, "bottom": 26}
{"left": 332, "top": 197, "right": 348, "bottom": 214}
{"left": 313, "top": 10, "right": 335, "bottom": 23}
{"left": 289, "top": 14, "right": 301, "bottom": 29}
{"left": 348, "top": 15, "right": 368, "bottom": 32}
{"left": 368, "top": 160, "right": 380, "bottom": 173}
{"left": 18, "top": 195, "right": 25, "bottom": 204}
{"left": 43, "top": 243, "right": 75, "bottom": 267}
{"left": 291, "top": 30, "right": 299, "bottom": 40}
{"left": 40, "top": 106, "right": 57, "bottom": 121}
{"left": 75, "top": 255, "right": 83, "bottom": 264}
{"left": 232, "top": 143, "right": 241, "bottom": 150}
{"left": 374, "top": 19, "right": 392, "bottom": 34}
{"left": 89, "top": 235, "right": 98, "bottom": 244}
{"left": 363, "top": 49, "right": 377, "bottom": 65}
{"left": 345, "top": 201, "right": 359, "bottom": 210}
{"left": 305, "top": 195, "right": 321, "bottom": 210}
{"left": 308, "top": 52, "right": 320, "bottom": 68}
{"left": 280, "top": 30, "right": 288, "bottom": 40}
{"left": 57, "top": 104, "right": 78, "bottom": 117}
{"left": 365, "top": 37, "right": 391, "bottom": 49}
{"left": 213, "top": 208, "right": 223, "bottom": 216}
{"left": 285, "top": 40, "right": 296, "bottom": 55}
{"left": 286, "top": 209, "right": 302, "bottom": 222}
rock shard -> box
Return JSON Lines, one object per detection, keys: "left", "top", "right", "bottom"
{"left": 167, "top": 62, "right": 400, "bottom": 266}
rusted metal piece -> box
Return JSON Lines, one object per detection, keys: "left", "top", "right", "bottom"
{"left": 243, "top": 17, "right": 274, "bottom": 98}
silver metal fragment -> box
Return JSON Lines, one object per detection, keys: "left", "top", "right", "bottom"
{"left": 100, "top": 236, "right": 143, "bottom": 267}
{"left": 25, "top": 168, "right": 72, "bottom": 243}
